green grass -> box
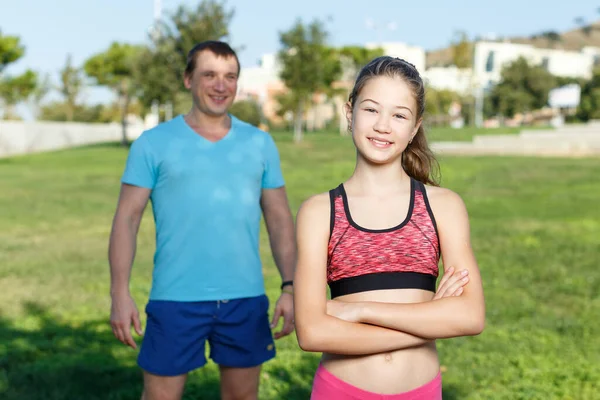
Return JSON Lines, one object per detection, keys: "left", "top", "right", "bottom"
{"left": 1, "top": 133, "right": 599, "bottom": 399}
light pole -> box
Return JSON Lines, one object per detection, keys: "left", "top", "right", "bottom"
{"left": 365, "top": 18, "right": 397, "bottom": 45}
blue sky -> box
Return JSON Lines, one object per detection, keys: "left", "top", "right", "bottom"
{"left": 1, "top": 0, "right": 598, "bottom": 109}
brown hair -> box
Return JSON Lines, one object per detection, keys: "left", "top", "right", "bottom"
{"left": 184, "top": 40, "right": 240, "bottom": 78}
{"left": 348, "top": 56, "right": 440, "bottom": 186}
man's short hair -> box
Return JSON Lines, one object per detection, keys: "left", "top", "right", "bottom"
{"left": 184, "top": 40, "right": 240, "bottom": 78}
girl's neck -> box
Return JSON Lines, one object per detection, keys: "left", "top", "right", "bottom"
{"left": 346, "top": 156, "right": 411, "bottom": 196}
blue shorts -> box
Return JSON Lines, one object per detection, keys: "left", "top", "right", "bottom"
{"left": 137, "top": 294, "right": 276, "bottom": 376}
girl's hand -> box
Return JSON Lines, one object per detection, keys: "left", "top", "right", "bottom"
{"left": 433, "top": 266, "right": 469, "bottom": 300}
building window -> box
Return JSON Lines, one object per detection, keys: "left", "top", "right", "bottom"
{"left": 485, "top": 51, "right": 495, "bottom": 72}
{"left": 541, "top": 57, "right": 549, "bottom": 70}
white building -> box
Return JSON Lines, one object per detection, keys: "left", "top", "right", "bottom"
{"left": 423, "top": 66, "right": 474, "bottom": 95}
{"left": 237, "top": 53, "right": 281, "bottom": 102}
{"left": 236, "top": 39, "right": 600, "bottom": 125}
{"left": 472, "top": 41, "right": 598, "bottom": 90}
{"left": 365, "top": 42, "right": 426, "bottom": 73}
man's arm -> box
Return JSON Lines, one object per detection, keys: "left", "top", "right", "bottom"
{"left": 108, "top": 183, "right": 151, "bottom": 348}
{"left": 294, "top": 193, "right": 435, "bottom": 355}
{"left": 346, "top": 189, "right": 486, "bottom": 340}
{"left": 260, "top": 187, "right": 296, "bottom": 283}
{"left": 260, "top": 186, "right": 297, "bottom": 339}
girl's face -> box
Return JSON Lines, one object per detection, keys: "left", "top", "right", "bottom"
{"left": 346, "top": 75, "right": 421, "bottom": 165}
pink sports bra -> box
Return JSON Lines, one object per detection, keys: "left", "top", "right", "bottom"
{"left": 327, "top": 178, "right": 440, "bottom": 298}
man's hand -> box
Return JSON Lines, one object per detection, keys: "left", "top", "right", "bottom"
{"left": 270, "top": 292, "right": 295, "bottom": 339}
{"left": 433, "top": 266, "right": 469, "bottom": 300}
{"left": 110, "top": 292, "right": 143, "bottom": 349}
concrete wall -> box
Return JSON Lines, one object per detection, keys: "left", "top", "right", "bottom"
{"left": 0, "top": 120, "right": 146, "bottom": 159}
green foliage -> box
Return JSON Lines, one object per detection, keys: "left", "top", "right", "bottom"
{"left": 450, "top": 31, "right": 472, "bottom": 69}
{"left": 137, "top": 0, "right": 235, "bottom": 112}
{"left": 59, "top": 55, "right": 84, "bottom": 122}
{"left": 39, "top": 102, "right": 109, "bottom": 123}
{"left": 0, "top": 69, "right": 37, "bottom": 105}
{"left": 84, "top": 42, "right": 146, "bottom": 145}
{"left": 167, "top": 0, "right": 234, "bottom": 66}
{"left": 0, "top": 30, "right": 24, "bottom": 74}
{"left": 576, "top": 68, "right": 600, "bottom": 121}
{"left": 0, "top": 31, "right": 44, "bottom": 120}
{"left": 338, "top": 45, "right": 384, "bottom": 71}
{"left": 84, "top": 42, "right": 144, "bottom": 93}
{"left": 337, "top": 45, "right": 384, "bottom": 83}
{"left": 277, "top": 19, "right": 342, "bottom": 141}
{"left": 230, "top": 99, "right": 262, "bottom": 127}
{"left": 488, "top": 57, "right": 558, "bottom": 117}
{"left": 39, "top": 100, "right": 143, "bottom": 123}
{"left": 0, "top": 135, "right": 599, "bottom": 399}
{"left": 425, "top": 87, "right": 461, "bottom": 116}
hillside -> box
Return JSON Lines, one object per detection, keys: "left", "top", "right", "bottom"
{"left": 426, "top": 21, "right": 600, "bottom": 68}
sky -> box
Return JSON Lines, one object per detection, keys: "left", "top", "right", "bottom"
{"left": 1, "top": 0, "right": 598, "bottom": 111}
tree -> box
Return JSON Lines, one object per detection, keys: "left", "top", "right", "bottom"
{"left": 230, "top": 99, "right": 262, "bottom": 127}
{"left": 574, "top": 8, "right": 600, "bottom": 37}
{"left": 539, "top": 31, "right": 562, "bottom": 48}
{"left": 576, "top": 67, "right": 600, "bottom": 121}
{"left": 487, "top": 57, "right": 558, "bottom": 118}
{"left": 450, "top": 31, "right": 472, "bottom": 69}
{"left": 168, "top": 0, "right": 234, "bottom": 67}
{"left": 0, "top": 69, "right": 37, "bottom": 119}
{"left": 84, "top": 42, "right": 145, "bottom": 146}
{"left": 338, "top": 45, "right": 384, "bottom": 79}
{"left": 0, "top": 30, "right": 25, "bottom": 74}
{"left": 59, "top": 54, "right": 84, "bottom": 122}
{"left": 137, "top": 0, "right": 235, "bottom": 116}
{"left": 27, "top": 72, "right": 51, "bottom": 120}
{"left": 278, "top": 19, "right": 342, "bottom": 142}
{"left": 0, "top": 31, "right": 37, "bottom": 120}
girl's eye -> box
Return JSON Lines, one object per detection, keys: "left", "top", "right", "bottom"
{"left": 395, "top": 114, "right": 406, "bottom": 119}
{"left": 364, "top": 108, "right": 376, "bottom": 113}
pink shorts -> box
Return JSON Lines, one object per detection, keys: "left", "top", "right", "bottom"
{"left": 310, "top": 363, "right": 442, "bottom": 400}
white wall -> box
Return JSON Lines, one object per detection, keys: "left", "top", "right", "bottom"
{"left": 237, "top": 53, "right": 282, "bottom": 101}
{"left": 473, "top": 41, "right": 594, "bottom": 89}
{"left": 424, "top": 66, "right": 474, "bottom": 95}
{"left": 0, "top": 120, "right": 145, "bottom": 159}
{"left": 367, "top": 42, "right": 426, "bottom": 73}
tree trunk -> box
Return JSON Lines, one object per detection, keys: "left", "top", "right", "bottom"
{"left": 66, "top": 101, "right": 74, "bottom": 122}
{"left": 293, "top": 100, "right": 303, "bottom": 143}
{"left": 120, "top": 92, "right": 131, "bottom": 147}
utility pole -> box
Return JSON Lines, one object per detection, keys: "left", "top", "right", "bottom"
{"left": 154, "top": 0, "right": 161, "bottom": 21}
{"left": 150, "top": 0, "right": 162, "bottom": 42}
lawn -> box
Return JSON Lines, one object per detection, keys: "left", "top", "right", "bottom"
{"left": 0, "top": 132, "right": 599, "bottom": 400}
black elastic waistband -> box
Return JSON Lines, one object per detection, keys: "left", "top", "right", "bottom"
{"left": 329, "top": 271, "right": 436, "bottom": 299}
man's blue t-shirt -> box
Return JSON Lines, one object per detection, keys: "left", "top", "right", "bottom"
{"left": 121, "top": 115, "right": 285, "bottom": 301}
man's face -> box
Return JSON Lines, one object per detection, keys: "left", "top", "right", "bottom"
{"left": 184, "top": 50, "right": 239, "bottom": 117}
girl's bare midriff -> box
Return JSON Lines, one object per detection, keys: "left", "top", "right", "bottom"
{"left": 321, "top": 288, "right": 439, "bottom": 395}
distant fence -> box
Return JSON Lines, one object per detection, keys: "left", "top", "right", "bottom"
{"left": 0, "top": 120, "right": 147, "bottom": 159}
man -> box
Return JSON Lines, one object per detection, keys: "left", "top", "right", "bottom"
{"left": 108, "top": 40, "right": 297, "bottom": 400}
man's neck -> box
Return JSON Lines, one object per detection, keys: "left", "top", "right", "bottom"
{"left": 185, "top": 108, "right": 231, "bottom": 132}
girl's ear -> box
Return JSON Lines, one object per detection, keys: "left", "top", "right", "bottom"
{"left": 345, "top": 102, "right": 353, "bottom": 132}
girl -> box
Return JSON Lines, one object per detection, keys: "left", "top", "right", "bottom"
{"left": 293, "top": 56, "right": 485, "bottom": 399}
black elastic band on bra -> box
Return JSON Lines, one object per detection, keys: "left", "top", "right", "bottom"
{"left": 329, "top": 271, "right": 436, "bottom": 299}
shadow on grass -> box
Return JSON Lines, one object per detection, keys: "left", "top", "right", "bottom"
{"left": 0, "top": 302, "right": 318, "bottom": 400}
{"left": 1, "top": 302, "right": 466, "bottom": 399}
{"left": 0, "top": 302, "right": 220, "bottom": 399}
